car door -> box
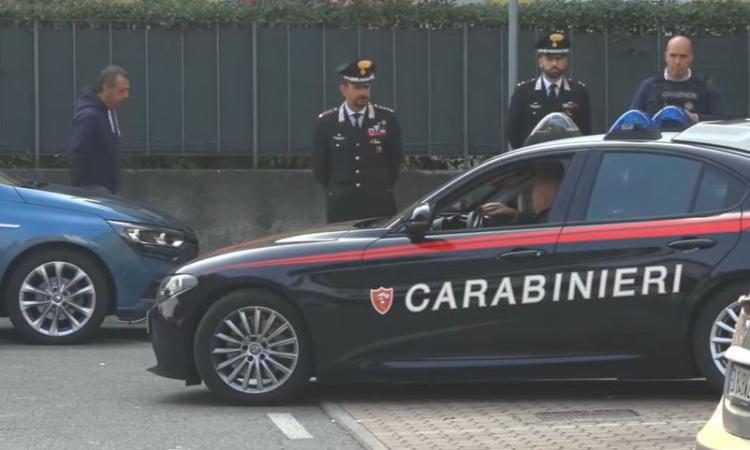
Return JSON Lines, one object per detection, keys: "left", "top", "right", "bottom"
{"left": 554, "top": 148, "right": 745, "bottom": 375}
{"left": 349, "top": 152, "right": 588, "bottom": 377}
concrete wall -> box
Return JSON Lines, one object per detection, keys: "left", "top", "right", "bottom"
{"left": 8, "top": 169, "right": 459, "bottom": 252}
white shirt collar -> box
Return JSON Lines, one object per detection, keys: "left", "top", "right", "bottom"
{"left": 343, "top": 103, "right": 366, "bottom": 117}
{"left": 338, "top": 102, "right": 375, "bottom": 123}
{"left": 542, "top": 76, "right": 561, "bottom": 90}
{"left": 535, "top": 76, "right": 569, "bottom": 91}
{"left": 664, "top": 68, "right": 692, "bottom": 82}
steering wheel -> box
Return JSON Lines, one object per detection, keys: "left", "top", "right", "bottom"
{"left": 465, "top": 208, "right": 486, "bottom": 229}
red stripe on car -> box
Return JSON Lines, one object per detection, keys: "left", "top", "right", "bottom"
{"left": 224, "top": 212, "right": 743, "bottom": 270}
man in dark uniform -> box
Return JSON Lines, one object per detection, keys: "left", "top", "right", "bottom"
{"left": 506, "top": 32, "right": 591, "bottom": 149}
{"left": 630, "top": 35, "right": 722, "bottom": 123}
{"left": 313, "top": 59, "right": 402, "bottom": 223}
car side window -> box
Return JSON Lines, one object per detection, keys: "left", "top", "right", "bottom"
{"left": 429, "top": 157, "right": 570, "bottom": 231}
{"left": 585, "top": 153, "right": 701, "bottom": 222}
{"left": 693, "top": 165, "right": 745, "bottom": 213}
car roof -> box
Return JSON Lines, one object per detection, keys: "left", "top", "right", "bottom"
{"left": 520, "top": 119, "right": 750, "bottom": 154}
{"left": 542, "top": 132, "right": 679, "bottom": 146}
{"left": 506, "top": 119, "right": 750, "bottom": 157}
{"left": 671, "top": 119, "right": 750, "bottom": 152}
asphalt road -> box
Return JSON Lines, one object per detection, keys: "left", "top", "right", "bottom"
{"left": 0, "top": 317, "right": 720, "bottom": 450}
{"left": 0, "top": 318, "right": 364, "bottom": 450}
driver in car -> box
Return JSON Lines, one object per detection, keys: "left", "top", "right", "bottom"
{"left": 478, "top": 163, "right": 564, "bottom": 226}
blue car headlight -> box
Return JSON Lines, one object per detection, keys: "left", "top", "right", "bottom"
{"left": 157, "top": 274, "right": 198, "bottom": 303}
{"left": 108, "top": 220, "right": 185, "bottom": 249}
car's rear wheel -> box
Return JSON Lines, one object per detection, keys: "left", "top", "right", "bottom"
{"left": 193, "top": 289, "right": 310, "bottom": 405}
{"left": 5, "top": 249, "right": 109, "bottom": 344}
{"left": 693, "top": 284, "right": 748, "bottom": 392}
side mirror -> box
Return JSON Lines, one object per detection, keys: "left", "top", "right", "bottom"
{"left": 403, "top": 203, "right": 432, "bottom": 238}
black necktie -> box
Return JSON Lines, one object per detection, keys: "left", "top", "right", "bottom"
{"left": 352, "top": 112, "right": 362, "bottom": 128}
{"left": 549, "top": 84, "right": 558, "bottom": 100}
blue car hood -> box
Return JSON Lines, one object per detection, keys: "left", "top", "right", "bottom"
{"left": 16, "top": 184, "right": 187, "bottom": 228}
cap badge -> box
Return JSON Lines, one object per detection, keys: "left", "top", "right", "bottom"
{"left": 357, "top": 60, "right": 373, "bottom": 76}
{"left": 550, "top": 33, "right": 564, "bottom": 48}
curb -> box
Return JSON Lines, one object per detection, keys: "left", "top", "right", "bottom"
{"left": 320, "top": 401, "right": 390, "bottom": 450}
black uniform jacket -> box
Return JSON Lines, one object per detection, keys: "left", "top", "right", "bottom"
{"left": 506, "top": 77, "right": 591, "bottom": 149}
{"left": 313, "top": 102, "right": 402, "bottom": 223}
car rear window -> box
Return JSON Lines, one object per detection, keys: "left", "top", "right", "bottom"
{"left": 693, "top": 165, "right": 745, "bottom": 213}
{"left": 585, "top": 152, "right": 744, "bottom": 222}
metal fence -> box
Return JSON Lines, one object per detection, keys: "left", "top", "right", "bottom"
{"left": 0, "top": 22, "right": 748, "bottom": 165}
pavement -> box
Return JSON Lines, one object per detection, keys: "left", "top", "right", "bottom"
{"left": 320, "top": 381, "right": 716, "bottom": 450}
{"left": 0, "top": 317, "right": 719, "bottom": 450}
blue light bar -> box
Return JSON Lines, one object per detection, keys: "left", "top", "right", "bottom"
{"left": 604, "top": 109, "right": 661, "bottom": 140}
{"left": 653, "top": 106, "right": 692, "bottom": 131}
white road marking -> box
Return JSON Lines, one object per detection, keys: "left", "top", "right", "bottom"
{"left": 267, "top": 413, "right": 314, "bottom": 439}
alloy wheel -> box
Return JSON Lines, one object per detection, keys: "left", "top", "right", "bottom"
{"left": 210, "top": 306, "right": 299, "bottom": 394}
{"left": 18, "top": 261, "right": 96, "bottom": 337}
{"left": 710, "top": 300, "right": 741, "bottom": 375}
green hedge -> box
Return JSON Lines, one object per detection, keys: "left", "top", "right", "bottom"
{"left": 0, "top": 0, "right": 748, "bottom": 36}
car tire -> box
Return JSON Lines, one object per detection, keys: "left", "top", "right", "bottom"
{"left": 5, "top": 248, "right": 110, "bottom": 344}
{"left": 693, "top": 283, "right": 749, "bottom": 392}
{"left": 193, "top": 288, "right": 310, "bottom": 405}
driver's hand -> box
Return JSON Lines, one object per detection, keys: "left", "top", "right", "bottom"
{"left": 685, "top": 110, "right": 699, "bottom": 123}
{"left": 479, "top": 202, "right": 519, "bottom": 218}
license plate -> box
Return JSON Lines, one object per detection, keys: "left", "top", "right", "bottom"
{"left": 727, "top": 364, "right": 750, "bottom": 404}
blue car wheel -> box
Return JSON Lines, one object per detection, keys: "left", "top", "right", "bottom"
{"left": 5, "top": 248, "right": 110, "bottom": 344}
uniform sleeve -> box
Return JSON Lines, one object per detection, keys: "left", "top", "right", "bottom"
{"left": 506, "top": 87, "right": 524, "bottom": 149}
{"left": 578, "top": 86, "right": 592, "bottom": 135}
{"left": 388, "top": 114, "right": 402, "bottom": 186}
{"left": 699, "top": 80, "right": 723, "bottom": 121}
{"left": 312, "top": 118, "right": 329, "bottom": 187}
{"left": 629, "top": 78, "right": 652, "bottom": 112}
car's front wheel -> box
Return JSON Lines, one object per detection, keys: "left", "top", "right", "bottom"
{"left": 193, "top": 289, "right": 310, "bottom": 405}
{"left": 5, "top": 248, "right": 109, "bottom": 344}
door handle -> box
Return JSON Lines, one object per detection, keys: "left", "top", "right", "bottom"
{"left": 498, "top": 248, "right": 546, "bottom": 262}
{"left": 667, "top": 238, "right": 715, "bottom": 251}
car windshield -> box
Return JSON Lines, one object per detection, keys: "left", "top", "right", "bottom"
{"left": 0, "top": 170, "right": 21, "bottom": 187}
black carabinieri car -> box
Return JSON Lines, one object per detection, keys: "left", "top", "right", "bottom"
{"left": 149, "top": 114, "right": 750, "bottom": 404}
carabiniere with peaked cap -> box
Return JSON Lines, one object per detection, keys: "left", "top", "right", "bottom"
{"left": 506, "top": 32, "right": 591, "bottom": 149}
{"left": 312, "top": 58, "right": 402, "bottom": 223}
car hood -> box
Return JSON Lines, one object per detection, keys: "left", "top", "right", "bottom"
{"left": 178, "top": 220, "right": 389, "bottom": 275}
{"left": 15, "top": 184, "right": 188, "bottom": 229}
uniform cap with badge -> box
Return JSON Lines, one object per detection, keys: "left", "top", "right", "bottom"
{"left": 536, "top": 32, "right": 571, "bottom": 56}
{"left": 337, "top": 59, "right": 376, "bottom": 84}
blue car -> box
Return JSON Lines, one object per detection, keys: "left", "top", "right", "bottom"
{"left": 0, "top": 171, "right": 198, "bottom": 344}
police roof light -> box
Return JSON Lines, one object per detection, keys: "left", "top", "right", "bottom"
{"left": 653, "top": 106, "right": 692, "bottom": 131}
{"left": 604, "top": 109, "right": 661, "bottom": 141}
{"left": 523, "top": 112, "right": 581, "bottom": 146}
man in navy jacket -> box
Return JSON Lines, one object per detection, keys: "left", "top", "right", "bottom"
{"left": 69, "top": 65, "right": 130, "bottom": 194}
{"left": 630, "top": 36, "right": 722, "bottom": 123}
